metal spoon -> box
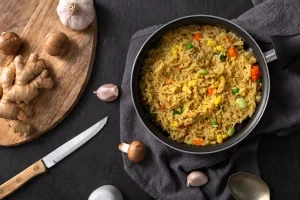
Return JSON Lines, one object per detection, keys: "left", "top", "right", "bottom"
{"left": 228, "top": 172, "right": 270, "bottom": 200}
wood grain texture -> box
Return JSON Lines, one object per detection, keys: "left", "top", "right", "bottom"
{"left": 0, "top": 0, "right": 260, "bottom": 200}
{"left": 0, "top": 0, "right": 97, "bottom": 146}
{"left": 0, "top": 159, "right": 47, "bottom": 199}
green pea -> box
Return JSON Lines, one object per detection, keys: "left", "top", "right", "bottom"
{"left": 150, "top": 113, "right": 157, "bottom": 120}
{"left": 186, "top": 44, "right": 193, "bottom": 50}
{"left": 232, "top": 88, "right": 240, "bottom": 95}
{"left": 211, "top": 121, "right": 218, "bottom": 128}
{"left": 181, "top": 107, "right": 185, "bottom": 112}
{"left": 228, "top": 128, "right": 235, "bottom": 137}
{"left": 236, "top": 98, "right": 247, "bottom": 109}
{"left": 199, "top": 69, "right": 209, "bottom": 75}
{"left": 220, "top": 55, "right": 227, "bottom": 62}
{"left": 216, "top": 51, "right": 221, "bottom": 55}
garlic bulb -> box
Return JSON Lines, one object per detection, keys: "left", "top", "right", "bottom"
{"left": 57, "top": 0, "right": 95, "bottom": 30}
{"left": 187, "top": 171, "right": 208, "bottom": 187}
{"left": 88, "top": 185, "right": 123, "bottom": 200}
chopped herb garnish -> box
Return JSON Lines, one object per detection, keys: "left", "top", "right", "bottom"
{"left": 150, "top": 113, "right": 157, "bottom": 120}
{"left": 220, "top": 55, "right": 227, "bottom": 62}
{"left": 173, "top": 110, "right": 182, "bottom": 116}
{"left": 256, "top": 78, "right": 262, "bottom": 83}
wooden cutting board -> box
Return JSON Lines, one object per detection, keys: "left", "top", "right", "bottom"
{"left": 0, "top": 0, "right": 97, "bottom": 146}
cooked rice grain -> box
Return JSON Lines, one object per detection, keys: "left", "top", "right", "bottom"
{"left": 139, "top": 25, "right": 261, "bottom": 146}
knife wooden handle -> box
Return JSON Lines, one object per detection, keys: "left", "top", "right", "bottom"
{"left": 0, "top": 159, "right": 47, "bottom": 199}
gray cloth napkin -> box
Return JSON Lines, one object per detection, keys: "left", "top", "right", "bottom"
{"left": 120, "top": 0, "right": 300, "bottom": 199}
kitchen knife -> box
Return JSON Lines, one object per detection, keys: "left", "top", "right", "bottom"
{"left": 0, "top": 116, "right": 108, "bottom": 199}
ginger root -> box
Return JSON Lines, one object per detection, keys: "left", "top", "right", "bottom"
{"left": 0, "top": 53, "right": 54, "bottom": 136}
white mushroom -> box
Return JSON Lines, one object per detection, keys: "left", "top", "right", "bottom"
{"left": 118, "top": 141, "right": 146, "bottom": 163}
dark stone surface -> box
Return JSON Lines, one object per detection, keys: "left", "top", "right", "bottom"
{"left": 0, "top": 0, "right": 298, "bottom": 199}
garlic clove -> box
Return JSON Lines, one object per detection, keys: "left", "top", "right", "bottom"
{"left": 94, "top": 84, "right": 119, "bottom": 101}
{"left": 187, "top": 171, "right": 208, "bottom": 187}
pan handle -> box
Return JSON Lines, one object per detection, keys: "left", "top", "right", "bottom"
{"left": 269, "top": 34, "right": 300, "bottom": 68}
{"left": 263, "top": 49, "right": 277, "bottom": 63}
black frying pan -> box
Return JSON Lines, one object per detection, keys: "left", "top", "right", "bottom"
{"left": 131, "top": 15, "right": 299, "bottom": 154}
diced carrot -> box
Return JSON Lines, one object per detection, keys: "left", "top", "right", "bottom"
{"left": 228, "top": 47, "right": 237, "bottom": 57}
{"left": 251, "top": 66, "right": 261, "bottom": 81}
{"left": 193, "top": 138, "right": 204, "bottom": 146}
{"left": 251, "top": 66, "right": 260, "bottom": 76}
{"left": 168, "top": 79, "right": 173, "bottom": 84}
{"left": 224, "top": 36, "right": 232, "bottom": 43}
{"left": 252, "top": 75, "right": 260, "bottom": 81}
{"left": 176, "top": 67, "right": 180, "bottom": 71}
{"left": 194, "top": 33, "right": 203, "bottom": 41}
{"left": 217, "top": 119, "right": 221, "bottom": 124}
{"left": 140, "top": 97, "right": 147, "bottom": 103}
{"left": 208, "top": 87, "right": 214, "bottom": 96}
{"left": 159, "top": 105, "right": 166, "bottom": 110}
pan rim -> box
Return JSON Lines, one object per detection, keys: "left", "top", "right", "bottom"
{"left": 130, "top": 14, "right": 270, "bottom": 154}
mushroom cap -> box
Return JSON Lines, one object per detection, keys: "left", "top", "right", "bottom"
{"left": 44, "top": 31, "right": 69, "bottom": 56}
{"left": 0, "top": 32, "right": 22, "bottom": 55}
{"left": 127, "top": 141, "right": 146, "bottom": 163}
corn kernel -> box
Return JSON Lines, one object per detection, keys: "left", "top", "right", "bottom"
{"left": 188, "top": 80, "right": 196, "bottom": 87}
{"left": 214, "top": 81, "right": 220, "bottom": 88}
{"left": 172, "top": 49, "right": 177, "bottom": 55}
{"left": 182, "top": 85, "right": 188, "bottom": 92}
{"left": 210, "top": 141, "right": 217, "bottom": 145}
{"left": 231, "top": 61, "right": 236, "bottom": 67}
{"left": 215, "top": 95, "right": 222, "bottom": 105}
{"left": 217, "top": 134, "right": 223, "bottom": 144}
{"left": 207, "top": 40, "right": 216, "bottom": 47}
{"left": 182, "top": 86, "right": 192, "bottom": 94}
{"left": 215, "top": 45, "right": 223, "bottom": 51}
{"left": 203, "top": 141, "right": 209, "bottom": 146}
{"left": 219, "top": 76, "right": 226, "bottom": 84}
{"left": 241, "top": 92, "right": 246, "bottom": 97}
{"left": 222, "top": 134, "right": 228, "bottom": 140}
{"left": 175, "top": 45, "right": 179, "bottom": 50}
{"left": 171, "top": 121, "right": 179, "bottom": 127}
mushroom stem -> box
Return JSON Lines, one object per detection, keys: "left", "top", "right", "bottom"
{"left": 118, "top": 141, "right": 146, "bottom": 163}
{"left": 118, "top": 143, "right": 130, "bottom": 153}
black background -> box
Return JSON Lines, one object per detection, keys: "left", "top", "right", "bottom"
{"left": 0, "top": 0, "right": 300, "bottom": 199}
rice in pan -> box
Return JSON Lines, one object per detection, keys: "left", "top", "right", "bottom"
{"left": 139, "top": 25, "right": 262, "bottom": 146}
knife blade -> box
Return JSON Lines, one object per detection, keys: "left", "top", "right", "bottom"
{"left": 0, "top": 117, "right": 108, "bottom": 199}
